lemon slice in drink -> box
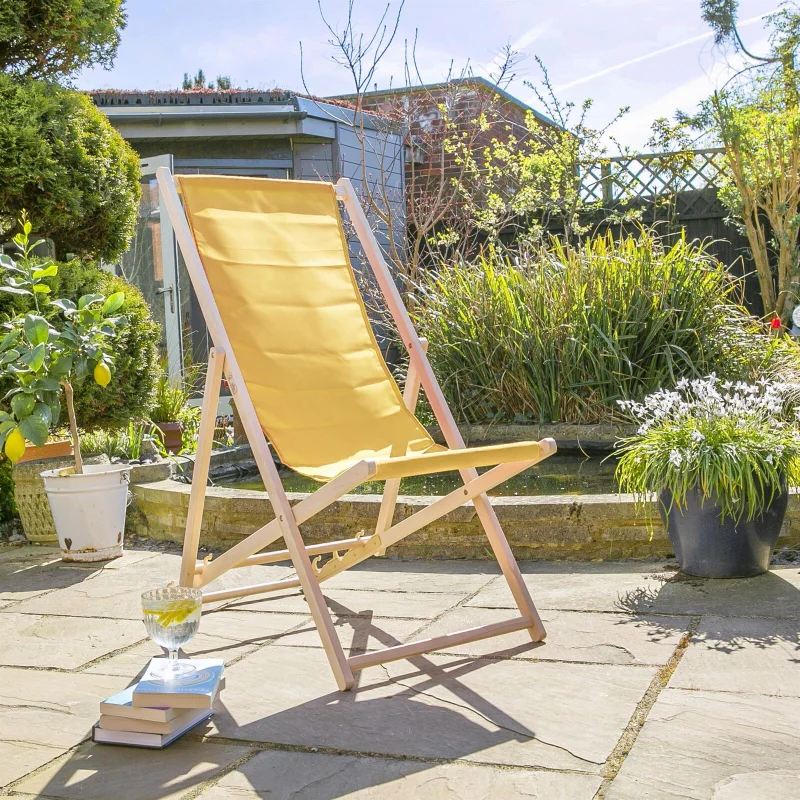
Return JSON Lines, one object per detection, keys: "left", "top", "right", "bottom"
{"left": 143, "top": 598, "right": 199, "bottom": 627}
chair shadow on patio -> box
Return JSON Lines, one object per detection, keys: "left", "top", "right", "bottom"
{"left": 33, "top": 596, "right": 547, "bottom": 800}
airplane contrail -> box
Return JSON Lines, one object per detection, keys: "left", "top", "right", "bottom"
{"left": 554, "top": 10, "right": 776, "bottom": 93}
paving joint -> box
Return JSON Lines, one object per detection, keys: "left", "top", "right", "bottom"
{"left": 181, "top": 734, "right": 596, "bottom": 776}
{"left": 592, "top": 614, "right": 701, "bottom": 799}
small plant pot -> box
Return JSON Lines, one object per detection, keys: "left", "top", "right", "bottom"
{"left": 659, "top": 485, "right": 788, "bottom": 579}
{"left": 18, "top": 439, "right": 73, "bottom": 464}
{"left": 41, "top": 463, "right": 131, "bottom": 562}
{"left": 155, "top": 421, "right": 184, "bottom": 453}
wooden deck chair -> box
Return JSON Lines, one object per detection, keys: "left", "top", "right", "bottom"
{"left": 156, "top": 169, "right": 557, "bottom": 690}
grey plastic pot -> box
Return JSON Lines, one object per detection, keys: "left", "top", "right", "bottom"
{"left": 659, "top": 485, "right": 788, "bottom": 579}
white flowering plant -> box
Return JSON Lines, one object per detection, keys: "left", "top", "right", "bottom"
{"left": 615, "top": 375, "right": 800, "bottom": 523}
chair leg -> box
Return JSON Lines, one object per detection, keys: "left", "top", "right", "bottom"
{"left": 179, "top": 347, "right": 225, "bottom": 588}
{"left": 279, "top": 513, "right": 356, "bottom": 690}
{"left": 469, "top": 485, "right": 546, "bottom": 641}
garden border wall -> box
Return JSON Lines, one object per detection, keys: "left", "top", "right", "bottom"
{"left": 128, "top": 480, "right": 800, "bottom": 561}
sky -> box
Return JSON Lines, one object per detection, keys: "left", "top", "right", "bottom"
{"left": 76, "top": 0, "right": 780, "bottom": 148}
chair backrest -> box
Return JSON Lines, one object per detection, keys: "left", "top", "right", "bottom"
{"left": 177, "top": 175, "right": 436, "bottom": 481}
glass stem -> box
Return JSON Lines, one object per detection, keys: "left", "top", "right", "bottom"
{"left": 169, "top": 649, "right": 178, "bottom": 665}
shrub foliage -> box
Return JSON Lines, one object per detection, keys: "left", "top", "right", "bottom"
{"left": 0, "top": 0, "right": 125, "bottom": 80}
{"left": 0, "top": 75, "right": 140, "bottom": 261}
{"left": 0, "top": 258, "right": 160, "bottom": 429}
{"left": 410, "top": 231, "right": 800, "bottom": 424}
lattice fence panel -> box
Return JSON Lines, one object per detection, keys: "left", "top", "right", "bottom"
{"left": 580, "top": 148, "right": 726, "bottom": 218}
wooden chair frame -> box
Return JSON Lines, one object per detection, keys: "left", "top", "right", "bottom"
{"left": 156, "top": 168, "right": 551, "bottom": 690}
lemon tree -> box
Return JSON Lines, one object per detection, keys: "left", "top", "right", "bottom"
{"left": 0, "top": 216, "right": 126, "bottom": 471}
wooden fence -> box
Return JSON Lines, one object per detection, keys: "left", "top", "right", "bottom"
{"left": 578, "top": 148, "right": 763, "bottom": 312}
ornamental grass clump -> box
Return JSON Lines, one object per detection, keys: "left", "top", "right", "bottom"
{"left": 410, "top": 231, "right": 800, "bottom": 424}
{"left": 615, "top": 375, "right": 800, "bottom": 523}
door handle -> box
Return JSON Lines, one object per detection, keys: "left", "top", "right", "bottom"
{"left": 156, "top": 283, "right": 175, "bottom": 313}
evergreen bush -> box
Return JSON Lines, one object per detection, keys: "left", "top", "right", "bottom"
{"left": 0, "top": 75, "right": 140, "bottom": 261}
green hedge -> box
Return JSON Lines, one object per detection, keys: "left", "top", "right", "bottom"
{"left": 0, "top": 457, "right": 16, "bottom": 523}
{"left": 0, "top": 75, "right": 140, "bottom": 262}
{"left": 0, "top": 258, "right": 160, "bottom": 429}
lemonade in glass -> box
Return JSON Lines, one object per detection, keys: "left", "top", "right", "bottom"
{"left": 141, "top": 586, "right": 202, "bottom": 679}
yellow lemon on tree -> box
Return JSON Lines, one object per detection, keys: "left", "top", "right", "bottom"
{"left": 4, "top": 428, "right": 26, "bottom": 463}
{"left": 93, "top": 362, "right": 112, "bottom": 388}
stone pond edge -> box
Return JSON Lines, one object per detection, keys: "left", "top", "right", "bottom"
{"left": 128, "top": 480, "right": 800, "bottom": 561}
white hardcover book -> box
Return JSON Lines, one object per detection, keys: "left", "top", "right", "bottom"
{"left": 99, "top": 685, "right": 182, "bottom": 724}
{"left": 92, "top": 708, "right": 213, "bottom": 749}
{"left": 99, "top": 709, "right": 195, "bottom": 735}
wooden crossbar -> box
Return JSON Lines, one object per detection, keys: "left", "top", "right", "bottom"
{"left": 347, "top": 616, "right": 534, "bottom": 670}
{"left": 313, "top": 456, "right": 547, "bottom": 585}
{"left": 196, "top": 536, "right": 370, "bottom": 574}
{"left": 202, "top": 576, "right": 302, "bottom": 603}
{"left": 194, "top": 458, "right": 375, "bottom": 588}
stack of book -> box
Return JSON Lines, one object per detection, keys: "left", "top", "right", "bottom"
{"left": 93, "top": 658, "right": 224, "bottom": 749}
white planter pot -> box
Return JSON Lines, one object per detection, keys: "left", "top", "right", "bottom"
{"left": 41, "top": 464, "right": 131, "bottom": 562}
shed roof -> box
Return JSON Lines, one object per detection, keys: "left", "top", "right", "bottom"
{"left": 88, "top": 89, "right": 392, "bottom": 139}
{"left": 330, "top": 76, "right": 559, "bottom": 129}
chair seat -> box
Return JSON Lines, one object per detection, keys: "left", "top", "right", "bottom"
{"left": 312, "top": 438, "right": 556, "bottom": 482}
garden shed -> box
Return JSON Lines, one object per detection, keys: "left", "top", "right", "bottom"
{"left": 91, "top": 89, "right": 404, "bottom": 376}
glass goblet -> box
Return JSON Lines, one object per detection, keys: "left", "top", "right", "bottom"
{"left": 141, "top": 586, "right": 202, "bottom": 680}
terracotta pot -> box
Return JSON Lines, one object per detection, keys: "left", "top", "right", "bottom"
{"left": 230, "top": 399, "right": 247, "bottom": 445}
{"left": 18, "top": 439, "right": 73, "bottom": 464}
{"left": 155, "top": 421, "right": 184, "bottom": 453}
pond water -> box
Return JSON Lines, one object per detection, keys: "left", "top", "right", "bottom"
{"left": 219, "top": 454, "right": 619, "bottom": 496}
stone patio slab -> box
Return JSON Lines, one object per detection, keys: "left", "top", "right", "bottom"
{"left": 465, "top": 562, "right": 669, "bottom": 613}
{"left": 81, "top": 633, "right": 251, "bottom": 678}
{"left": 10, "top": 555, "right": 295, "bottom": 619}
{"left": 0, "top": 668, "right": 125, "bottom": 786}
{"left": 233, "top": 587, "right": 468, "bottom": 620}
{"left": 669, "top": 615, "right": 800, "bottom": 696}
{"left": 6, "top": 549, "right": 798, "bottom": 798}
{"left": 323, "top": 559, "right": 499, "bottom": 594}
{"left": 0, "top": 612, "right": 146, "bottom": 670}
{"left": 416, "top": 606, "right": 688, "bottom": 665}
{"left": 605, "top": 688, "right": 800, "bottom": 799}
{"left": 0, "top": 545, "right": 59, "bottom": 562}
{"left": 195, "top": 749, "right": 603, "bottom": 799}
{"left": 614, "top": 567, "right": 800, "bottom": 619}
{"left": 83, "top": 610, "right": 309, "bottom": 676}
{"left": 0, "top": 740, "right": 66, "bottom": 789}
{"left": 210, "top": 644, "right": 655, "bottom": 772}
{"left": 0, "top": 548, "right": 162, "bottom": 605}
{"left": 12, "top": 738, "right": 251, "bottom": 800}
{"left": 0, "top": 558, "right": 101, "bottom": 603}
{"left": 272, "top": 613, "right": 424, "bottom": 653}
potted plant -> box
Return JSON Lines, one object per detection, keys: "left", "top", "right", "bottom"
{"left": 616, "top": 375, "right": 800, "bottom": 578}
{"left": 149, "top": 363, "right": 200, "bottom": 453}
{"left": 0, "top": 219, "right": 130, "bottom": 562}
